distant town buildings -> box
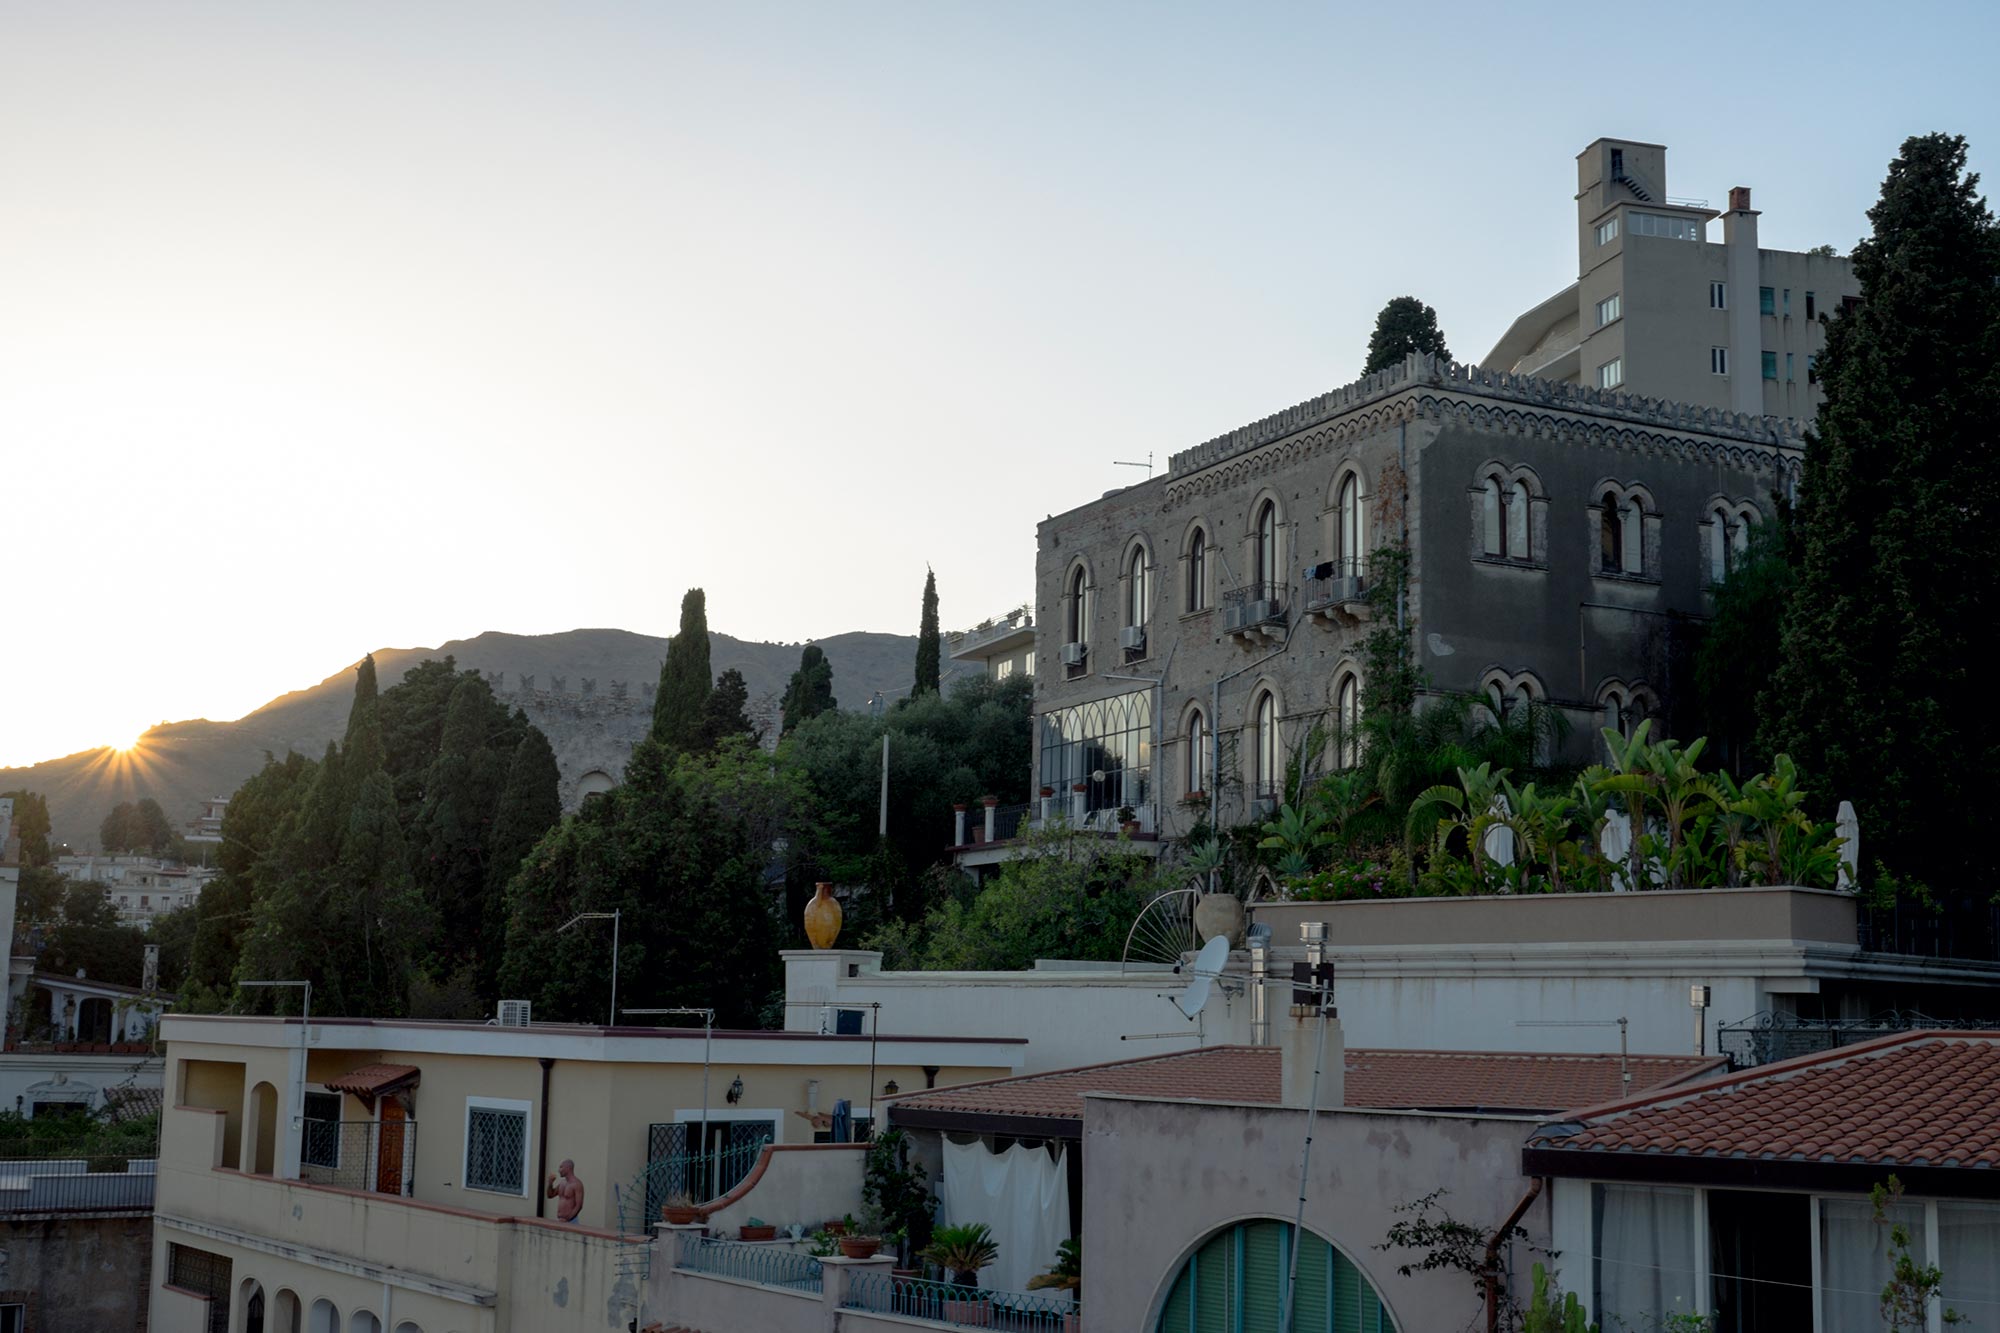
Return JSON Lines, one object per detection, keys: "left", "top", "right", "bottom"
{"left": 55, "top": 853, "right": 219, "bottom": 928}
{"left": 185, "top": 795, "right": 229, "bottom": 844}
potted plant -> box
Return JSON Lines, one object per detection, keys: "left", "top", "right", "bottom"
{"left": 886, "top": 1226, "right": 917, "bottom": 1278}
{"left": 660, "top": 1192, "right": 700, "bottom": 1226}
{"left": 1027, "top": 1238, "right": 1081, "bottom": 1333}
{"left": 739, "top": 1216, "right": 777, "bottom": 1242}
{"left": 823, "top": 1216, "right": 848, "bottom": 1236}
{"left": 1117, "top": 805, "right": 1140, "bottom": 835}
{"left": 923, "top": 1222, "right": 999, "bottom": 1324}
{"left": 838, "top": 1232, "right": 882, "bottom": 1259}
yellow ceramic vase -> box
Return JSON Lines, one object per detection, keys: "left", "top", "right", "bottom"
{"left": 804, "top": 881, "right": 842, "bottom": 949}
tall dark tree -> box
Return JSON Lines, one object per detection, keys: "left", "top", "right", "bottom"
{"left": 914, "top": 568, "right": 941, "bottom": 697}
{"left": 414, "top": 675, "right": 512, "bottom": 979}
{"left": 99, "top": 797, "right": 173, "bottom": 854}
{"left": 781, "top": 645, "right": 837, "bottom": 734}
{"left": 1764, "top": 133, "right": 2000, "bottom": 890}
{"left": 487, "top": 725, "right": 563, "bottom": 908}
{"left": 701, "top": 668, "right": 756, "bottom": 749}
{"left": 1363, "top": 296, "right": 1451, "bottom": 374}
{"left": 1, "top": 790, "right": 53, "bottom": 866}
{"left": 1695, "top": 508, "right": 1793, "bottom": 772}
{"left": 649, "top": 589, "right": 713, "bottom": 756}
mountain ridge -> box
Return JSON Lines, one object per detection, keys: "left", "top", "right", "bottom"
{"left": 3, "top": 626, "right": 943, "bottom": 844}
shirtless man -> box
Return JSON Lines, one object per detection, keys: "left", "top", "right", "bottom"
{"left": 546, "top": 1159, "right": 584, "bottom": 1223}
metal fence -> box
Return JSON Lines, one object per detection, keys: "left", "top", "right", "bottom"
{"left": 842, "top": 1270, "right": 1075, "bottom": 1329}
{"left": 1717, "top": 1010, "right": 1998, "bottom": 1069}
{"left": 1858, "top": 895, "right": 2000, "bottom": 962}
{"left": 299, "top": 1119, "right": 416, "bottom": 1194}
{"left": 988, "top": 803, "right": 1030, "bottom": 843}
{"left": 0, "top": 1142, "right": 158, "bottom": 1213}
{"left": 675, "top": 1234, "right": 824, "bottom": 1293}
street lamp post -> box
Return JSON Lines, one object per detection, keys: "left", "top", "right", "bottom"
{"left": 239, "top": 979, "right": 311, "bottom": 1177}
{"left": 558, "top": 910, "right": 621, "bottom": 1026}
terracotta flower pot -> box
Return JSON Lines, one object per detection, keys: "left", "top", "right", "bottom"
{"left": 823, "top": 1220, "right": 847, "bottom": 1236}
{"left": 804, "top": 881, "right": 843, "bottom": 949}
{"left": 661, "top": 1205, "right": 700, "bottom": 1225}
{"left": 838, "top": 1235, "right": 881, "bottom": 1259}
{"left": 738, "top": 1224, "right": 777, "bottom": 1241}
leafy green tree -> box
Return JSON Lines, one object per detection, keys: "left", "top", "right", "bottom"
{"left": 1694, "top": 509, "right": 1792, "bottom": 770}
{"left": 1, "top": 790, "right": 53, "bottom": 866}
{"left": 700, "top": 668, "right": 757, "bottom": 750}
{"left": 781, "top": 645, "right": 837, "bottom": 734}
{"left": 177, "top": 750, "right": 316, "bottom": 1010}
{"left": 1363, "top": 296, "right": 1451, "bottom": 374}
{"left": 649, "top": 589, "right": 713, "bottom": 757}
{"left": 99, "top": 798, "right": 173, "bottom": 854}
{"left": 38, "top": 883, "right": 148, "bottom": 988}
{"left": 497, "top": 738, "right": 793, "bottom": 1025}
{"left": 414, "top": 675, "right": 514, "bottom": 981}
{"left": 1764, "top": 133, "right": 2000, "bottom": 891}
{"left": 484, "top": 724, "right": 562, "bottom": 959}
{"left": 914, "top": 568, "right": 941, "bottom": 696}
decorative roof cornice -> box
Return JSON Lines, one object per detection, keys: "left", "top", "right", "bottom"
{"left": 1160, "top": 354, "right": 1804, "bottom": 506}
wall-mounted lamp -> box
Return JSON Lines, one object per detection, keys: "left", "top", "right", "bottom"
{"left": 727, "top": 1076, "right": 745, "bottom": 1105}
{"left": 882, "top": 1080, "right": 899, "bottom": 1097}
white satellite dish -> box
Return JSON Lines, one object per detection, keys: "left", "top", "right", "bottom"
{"left": 1174, "top": 936, "right": 1231, "bottom": 1019}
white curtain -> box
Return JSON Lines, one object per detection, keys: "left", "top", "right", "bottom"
{"left": 1595, "top": 1184, "right": 1697, "bottom": 1327}
{"left": 939, "top": 1137, "right": 1071, "bottom": 1299}
{"left": 1820, "top": 1196, "right": 1922, "bottom": 1333}
{"left": 1939, "top": 1201, "right": 2000, "bottom": 1329}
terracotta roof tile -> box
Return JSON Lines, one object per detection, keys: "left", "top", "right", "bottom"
{"left": 887, "top": 1045, "right": 1721, "bottom": 1127}
{"left": 1538, "top": 1032, "right": 2000, "bottom": 1168}
{"left": 323, "top": 1063, "right": 421, "bottom": 1097}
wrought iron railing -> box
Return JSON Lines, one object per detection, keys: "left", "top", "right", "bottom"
{"left": 299, "top": 1119, "right": 416, "bottom": 1194}
{"left": 1303, "top": 562, "right": 1367, "bottom": 611}
{"left": 842, "top": 1270, "right": 1075, "bottom": 1329}
{"left": 1858, "top": 894, "right": 2000, "bottom": 961}
{"left": 0, "top": 1142, "right": 158, "bottom": 1213}
{"left": 1222, "top": 585, "right": 1286, "bottom": 634}
{"left": 676, "top": 1234, "right": 824, "bottom": 1293}
{"left": 1716, "top": 1010, "right": 1998, "bottom": 1069}
{"left": 989, "top": 802, "right": 1030, "bottom": 843}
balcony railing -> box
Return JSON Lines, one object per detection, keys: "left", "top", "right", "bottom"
{"left": 676, "top": 1234, "right": 824, "bottom": 1293}
{"left": 1717, "top": 1010, "right": 1998, "bottom": 1069}
{"left": 842, "top": 1269, "right": 1074, "bottom": 1329}
{"left": 1303, "top": 561, "right": 1367, "bottom": 615}
{"left": 1858, "top": 894, "right": 2000, "bottom": 961}
{"left": 0, "top": 1141, "right": 158, "bottom": 1213}
{"left": 1222, "top": 585, "right": 1286, "bottom": 637}
{"left": 299, "top": 1119, "right": 416, "bottom": 1194}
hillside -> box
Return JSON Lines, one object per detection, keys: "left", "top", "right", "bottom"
{"left": 2, "top": 627, "right": 950, "bottom": 845}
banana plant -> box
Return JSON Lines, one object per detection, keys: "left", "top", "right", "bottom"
{"left": 1729, "top": 754, "right": 1811, "bottom": 886}
{"left": 1503, "top": 778, "right": 1578, "bottom": 893}
{"left": 1698, "top": 771, "right": 1757, "bottom": 887}
{"left": 1258, "top": 803, "right": 1333, "bottom": 880}
{"left": 1406, "top": 762, "right": 1515, "bottom": 889}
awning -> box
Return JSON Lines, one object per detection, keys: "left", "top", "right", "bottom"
{"left": 323, "top": 1063, "right": 421, "bottom": 1108}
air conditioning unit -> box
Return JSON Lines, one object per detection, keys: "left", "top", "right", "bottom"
{"left": 1118, "top": 626, "right": 1147, "bottom": 653}
{"left": 1329, "top": 575, "right": 1364, "bottom": 604}
{"left": 495, "top": 999, "right": 532, "bottom": 1028}
{"left": 1060, "top": 642, "right": 1088, "bottom": 667}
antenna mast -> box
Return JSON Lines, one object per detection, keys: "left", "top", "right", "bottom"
{"left": 1112, "top": 450, "right": 1154, "bottom": 478}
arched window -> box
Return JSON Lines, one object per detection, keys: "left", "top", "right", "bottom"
{"left": 1507, "top": 479, "right": 1530, "bottom": 558}
{"left": 1065, "top": 566, "right": 1088, "bottom": 645}
{"left": 1127, "top": 545, "right": 1149, "bottom": 628}
{"left": 1334, "top": 673, "right": 1361, "bottom": 770}
{"left": 1186, "top": 526, "right": 1207, "bottom": 611}
{"left": 1481, "top": 477, "right": 1503, "bottom": 555}
{"left": 1620, "top": 495, "right": 1642, "bottom": 574}
{"left": 1600, "top": 489, "right": 1624, "bottom": 571}
{"left": 1335, "top": 473, "right": 1363, "bottom": 576}
{"left": 1156, "top": 1219, "right": 1399, "bottom": 1332}
{"left": 1185, "top": 710, "right": 1209, "bottom": 795}
{"left": 1254, "top": 500, "right": 1278, "bottom": 597}
{"left": 1252, "top": 691, "right": 1279, "bottom": 800}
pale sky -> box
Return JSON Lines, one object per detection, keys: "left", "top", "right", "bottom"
{"left": 3, "top": 1, "right": 1995, "bottom": 766}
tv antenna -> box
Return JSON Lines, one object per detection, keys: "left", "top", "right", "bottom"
{"left": 1517, "top": 1017, "right": 1631, "bottom": 1092}
{"left": 1113, "top": 450, "right": 1154, "bottom": 478}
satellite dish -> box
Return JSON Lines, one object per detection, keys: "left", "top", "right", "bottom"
{"left": 1174, "top": 936, "right": 1230, "bottom": 1019}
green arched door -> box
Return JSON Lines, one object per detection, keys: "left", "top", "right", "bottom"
{"left": 1156, "top": 1219, "right": 1397, "bottom": 1333}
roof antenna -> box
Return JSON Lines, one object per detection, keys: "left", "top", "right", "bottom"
{"left": 1517, "top": 1017, "right": 1631, "bottom": 1092}
{"left": 1113, "top": 450, "right": 1154, "bottom": 478}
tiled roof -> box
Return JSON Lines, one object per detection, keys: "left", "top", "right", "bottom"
{"left": 1345, "top": 1049, "right": 1723, "bottom": 1113}
{"left": 1530, "top": 1032, "right": 2000, "bottom": 1170}
{"left": 323, "top": 1063, "right": 422, "bottom": 1097}
{"left": 103, "top": 1085, "right": 165, "bottom": 1124}
{"left": 887, "top": 1045, "right": 1720, "bottom": 1132}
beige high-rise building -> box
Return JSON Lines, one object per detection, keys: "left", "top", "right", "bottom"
{"left": 1487, "top": 138, "right": 1859, "bottom": 420}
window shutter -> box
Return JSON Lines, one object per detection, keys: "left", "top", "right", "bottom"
{"left": 1292, "top": 1229, "right": 1332, "bottom": 1332}
{"left": 1159, "top": 1264, "right": 1193, "bottom": 1333}
{"left": 1240, "top": 1221, "right": 1286, "bottom": 1332}
{"left": 1193, "top": 1231, "right": 1233, "bottom": 1329}
{"left": 1332, "top": 1247, "right": 1367, "bottom": 1333}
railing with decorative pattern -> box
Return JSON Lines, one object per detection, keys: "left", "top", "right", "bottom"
{"left": 841, "top": 1270, "right": 1076, "bottom": 1330}
{"left": 675, "top": 1234, "right": 825, "bottom": 1293}
{"left": 1717, "top": 1010, "right": 1997, "bottom": 1069}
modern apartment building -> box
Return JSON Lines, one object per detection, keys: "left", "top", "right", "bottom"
{"left": 151, "top": 1012, "right": 1019, "bottom": 1333}
{"left": 56, "top": 853, "right": 219, "bottom": 927}
{"left": 1487, "top": 138, "right": 1859, "bottom": 421}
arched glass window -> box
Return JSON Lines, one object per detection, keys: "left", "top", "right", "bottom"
{"left": 1336, "top": 473, "right": 1362, "bottom": 576}
{"left": 1506, "top": 480, "right": 1530, "bottom": 559}
{"left": 1481, "top": 477, "right": 1503, "bottom": 555}
{"left": 1128, "top": 545, "right": 1148, "bottom": 627}
{"left": 1731, "top": 507, "right": 1753, "bottom": 563}
{"left": 1254, "top": 500, "right": 1278, "bottom": 597}
{"left": 1186, "top": 527, "right": 1207, "bottom": 611}
{"left": 1335, "top": 673, "right": 1361, "bottom": 770}
{"left": 1066, "top": 567, "right": 1087, "bottom": 644}
{"left": 1186, "top": 710, "right": 1209, "bottom": 794}
{"left": 1620, "top": 495, "right": 1642, "bottom": 573}
{"left": 1600, "top": 490, "right": 1624, "bottom": 571}
{"left": 1156, "top": 1218, "right": 1399, "bottom": 1332}
{"left": 1253, "top": 691, "right": 1279, "bottom": 799}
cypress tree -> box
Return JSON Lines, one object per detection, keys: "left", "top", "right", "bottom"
{"left": 1363, "top": 296, "right": 1451, "bottom": 374}
{"left": 1763, "top": 132, "right": 2000, "bottom": 890}
{"left": 781, "top": 645, "right": 837, "bottom": 733}
{"left": 650, "top": 589, "right": 713, "bottom": 754}
{"left": 700, "top": 668, "right": 756, "bottom": 749}
{"left": 914, "top": 567, "right": 941, "bottom": 696}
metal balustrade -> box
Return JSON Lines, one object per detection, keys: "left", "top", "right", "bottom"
{"left": 675, "top": 1234, "right": 825, "bottom": 1293}
{"left": 841, "top": 1269, "right": 1075, "bottom": 1330}
{"left": 299, "top": 1119, "right": 417, "bottom": 1194}
{"left": 0, "top": 1142, "right": 158, "bottom": 1213}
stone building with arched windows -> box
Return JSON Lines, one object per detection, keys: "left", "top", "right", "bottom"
{"left": 1032, "top": 353, "right": 1800, "bottom": 836}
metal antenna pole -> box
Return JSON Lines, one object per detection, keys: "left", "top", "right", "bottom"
{"left": 625, "top": 1006, "right": 716, "bottom": 1192}
{"left": 1278, "top": 987, "right": 1330, "bottom": 1333}
{"left": 610, "top": 910, "right": 620, "bottom": 1028}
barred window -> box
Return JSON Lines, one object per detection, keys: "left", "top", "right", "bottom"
{"left": 302, "top": 1091, "right": 341, "bottom": 1169}
{"left": 465, "top": 1100, "right": 530, "bottom": 1195}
